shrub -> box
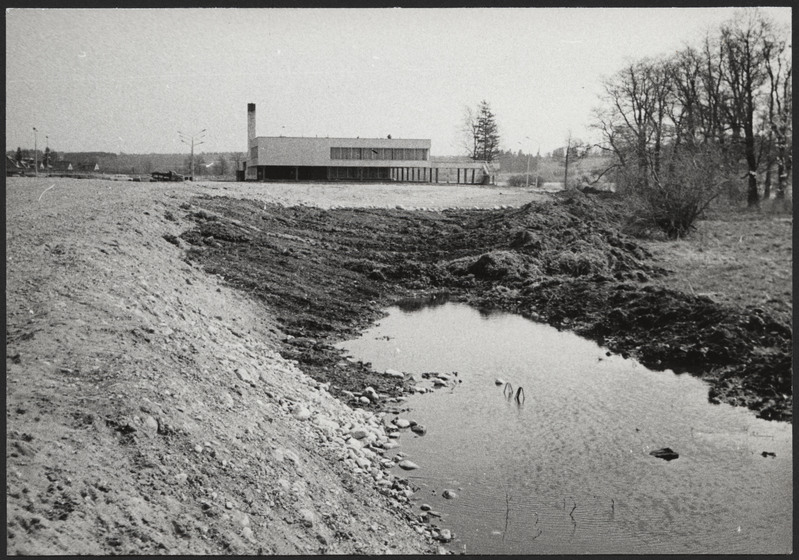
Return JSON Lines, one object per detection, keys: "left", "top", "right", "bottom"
{"left": 506, "top": 174, "right": 527, "bottom": 187}
{"left": 506, "top": 174, "right": 546, "bottom": 188}
{"left": 618, "top": 144, "right": 735, "bottom": 239}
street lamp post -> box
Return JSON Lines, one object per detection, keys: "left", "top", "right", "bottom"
{"left": 33, "top": 127, "right": 38, "bottom": 176}
{"left": 178, "top": 129, "right": 207, "bottom": 181}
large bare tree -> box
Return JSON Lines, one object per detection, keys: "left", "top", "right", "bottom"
{"left": 719, "top": 9, "right": 773, "bottom": 207}
{"left": 761, "top": 23, "right": 792, "bottom": 200}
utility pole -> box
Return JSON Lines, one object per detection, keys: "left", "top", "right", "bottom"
{"left": 525, "top": 151, "right": 531, "bottom": 189}
{"left": 178, "top": 129, "right": 207, "bottom": 181}
{"left": 33, "top": 127, "right": 38, "bottom": 176}
{"left": 520, "top": 136, "right": 532, "bottom": 189}
{"left": 535, "top": 146, "right": 540, "bottom": 189}
{"left": 563, "top": 133, "right": 571, "bottom": 189}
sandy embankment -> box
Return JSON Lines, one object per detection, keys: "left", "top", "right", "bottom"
{"left": 7, "top": 177, "right": 505, "bottom": 555}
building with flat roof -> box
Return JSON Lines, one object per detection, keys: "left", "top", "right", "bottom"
{"left": 243, "top": 103, "right": 496, "bottom": 184}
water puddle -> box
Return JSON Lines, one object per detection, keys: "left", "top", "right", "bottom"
{"left": 339, "top": 301, "right": 792, "bottom": 554}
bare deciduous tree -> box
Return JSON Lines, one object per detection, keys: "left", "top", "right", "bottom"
{"left": 719, "top": 9, "right": 773, "bottom": 207}
{"left": 761, "top": 24, "right": 792, "bottom": 200}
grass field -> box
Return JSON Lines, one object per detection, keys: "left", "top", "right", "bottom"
{"left": 643, "top": 210, "right": 792, "bottom": 324}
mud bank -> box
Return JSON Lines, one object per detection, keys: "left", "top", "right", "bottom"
{"left": 181, "top": 190, "right": 791, "bottom": 422}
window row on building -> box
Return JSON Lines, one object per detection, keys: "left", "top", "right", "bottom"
{"left": 330, "top": 147, "right": 428, "bottom": 161}
{"left": 329, "top": 166, "right": 391, "bottom": 180}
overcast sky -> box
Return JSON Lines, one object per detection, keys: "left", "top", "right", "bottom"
{"left": 6, "top": 7, "right": 791, "bottom": 157}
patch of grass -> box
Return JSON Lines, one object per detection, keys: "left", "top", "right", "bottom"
{"left": 643, "top": 212, "right": 792, "bottom": 323}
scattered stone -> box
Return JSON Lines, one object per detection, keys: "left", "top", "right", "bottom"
{"left": 13, "top": 440, "right": 37, "bottom": 457}
{"left": 142, "top": 415, "right": 159, "bottom": 433}
{"left": 292, "top": 406, "right": 312, "bottom": 420}
{"left": 428, "top": 510, "right": 442, "bottom": 518}
{"left": 384, "top": 369, "right": 404, "bottom": 379}
{"left": 410, "top": 424, "right": 427, "bottom": 436}
{"left": 650, "top": 447, "right": 679, "bottom": 461}
{"left": 312, "top": 415, "right": 339, "bottom": 433}
{"left": 442, "top": 489, "right": 458, "bottom": 499}
{"left": 494, "top": 378, "right": 505, "bottom": 385}
{"left": 359, "top": 396, "right": 371, "bottom": 404}
{"left": 761, "top": 451, "right": 776, "bottom": 458}
{"left": 350, "top": 428, "right": 369, "bottom": 440}
{"left": 174, "top": 473, "right": 188, "bottom": 484}
{"left": 194, "top": 444, "right": 203, "bottom": 453}
{"left": 282, "top": 449, "right": 300, "bottom": 465}
{"left": 299, "top": 509, "right": 315, "bottom": 527}
{"left": 420, "top": 504, "right": 431, "bottom": 511}
{"left": 234, "top": 368, "right": 257, "bottom": 384}
{"left": 225, "top": 501, "right": 234, "bottom": 510}
{"left": 398, "top": 460, "right": 419, "bottom": 470}
{"left": 220, "top": 392, "right": 235, "bottom": 408}
{"left": 394, "top": 418, "right": 411, "bottom": 429}
{"left": 438, "top": 528, "right": 452, "bottom": 542}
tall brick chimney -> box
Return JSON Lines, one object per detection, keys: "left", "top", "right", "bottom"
{"left": 247, "top": 103, "right": 256, "bottom": 146}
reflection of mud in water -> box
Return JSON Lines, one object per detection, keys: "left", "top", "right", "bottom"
{"left": 395, "top": 292, "right": 451, "bottom": 312}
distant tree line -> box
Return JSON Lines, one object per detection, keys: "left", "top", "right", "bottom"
{"left": 593, "top": 8, "right": 791, "bottom": 237}
{"left": 7, "top": 150, "right": 245, "bottom": 178}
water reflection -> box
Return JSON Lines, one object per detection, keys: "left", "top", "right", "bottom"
{"left": 394, "top": 292, "right": 451, "bottom": 312}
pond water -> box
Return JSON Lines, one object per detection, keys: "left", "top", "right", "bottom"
{"left": 339, "top": 301, "right": 792, "bottom": 554}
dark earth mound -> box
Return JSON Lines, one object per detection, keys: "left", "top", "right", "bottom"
{"left": 181, "top": 190, "right": 792, "bottom": 422}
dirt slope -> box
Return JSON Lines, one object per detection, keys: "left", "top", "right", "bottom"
{"left": 5, "top": 178, "right": 445, "bottom": 555}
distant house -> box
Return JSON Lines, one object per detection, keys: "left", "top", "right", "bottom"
{"left": 6, "top": 156, "right": 25, "bottom": 176}
{"left": 53, "top": 161, "right": 74, "bottom": 173}
{"left": 77, "top": 161, "right": 100, "bottom": 172}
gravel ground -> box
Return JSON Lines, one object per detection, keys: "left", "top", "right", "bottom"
{"left": 193, "top": 179, "right": 551, "bottom": 209}
{"left": 6, "top": 177, "right": 471, "bottom": 555}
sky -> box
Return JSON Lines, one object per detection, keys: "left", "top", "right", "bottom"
{"left": 5, "top": 7, "right": 791, "bottom": 157}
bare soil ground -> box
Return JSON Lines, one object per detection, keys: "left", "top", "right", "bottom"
{"left": 6, "top": 177, "right": 792, "bottom": 555}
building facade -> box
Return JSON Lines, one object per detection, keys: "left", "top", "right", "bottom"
{"left": 243, "top": 103, "right": 496, "bottom": 183}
